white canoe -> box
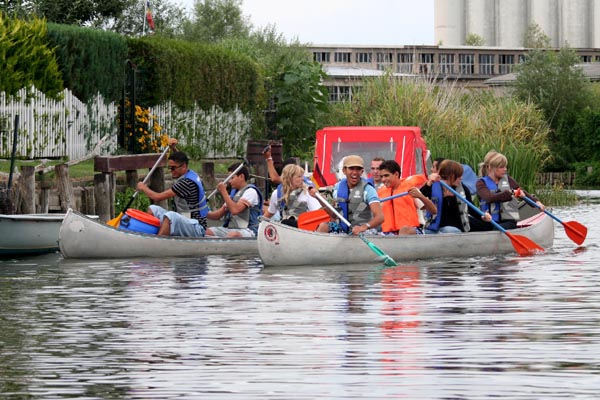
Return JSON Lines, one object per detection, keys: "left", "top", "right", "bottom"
{"left": 257, "top": 213, "right": 554, "bottom": 267}
{"left": 59, "top": 209, "right": 257, "bottom": 259}
{"left": 0, "top": 213, "right": 66, "bottom": 256}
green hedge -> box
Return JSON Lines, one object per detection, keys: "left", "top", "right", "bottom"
{"left": 47, "top": 23, "right": 128, "bottom": 103}
{"left": 0, "top": 14, "right": 62, "bottom": 97}
{"left": 127, "top": 36, "right": 263, "bottom": 113}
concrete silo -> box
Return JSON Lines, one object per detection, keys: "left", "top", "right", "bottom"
{"left": 560, "top": 0, "right": 592, "bottom": 47}
{"left": 434, "top": 0, "right": 465, "bottom": 45}
{"left": 496, "top": 0, "right": 528, "bottom": 47}
{"left": 465, "top": 0, "right": 495, "bottom": 45}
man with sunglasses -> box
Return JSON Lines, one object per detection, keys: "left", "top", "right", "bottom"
{"left": 136, "top": 139, "right": 209, "bottom": 237}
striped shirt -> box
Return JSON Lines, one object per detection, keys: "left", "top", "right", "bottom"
{"left": 172, "top": 177, "right": 208, "bottom": 229}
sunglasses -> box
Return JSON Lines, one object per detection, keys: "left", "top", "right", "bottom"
{"left": 168, "top": 164, "right": 183, "bottom": 171}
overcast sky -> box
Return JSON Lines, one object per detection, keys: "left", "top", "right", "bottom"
{"left": 174, "top": 0, "right": 435, "bottom": 45}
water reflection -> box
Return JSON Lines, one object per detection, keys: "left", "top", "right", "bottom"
{"left": 0, "top": 201, "right": 599, "bottom": 398}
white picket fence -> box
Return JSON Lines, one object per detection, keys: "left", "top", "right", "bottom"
{"left": 0, "top": 87, "right": 252, "bottom": 160}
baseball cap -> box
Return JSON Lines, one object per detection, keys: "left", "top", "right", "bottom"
{"left": 343, "top": 155, "right": 365, "bottom": 169}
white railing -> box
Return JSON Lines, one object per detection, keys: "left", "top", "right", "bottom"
{"left": 0, "top": 87, "right": 251, "bottom": 160}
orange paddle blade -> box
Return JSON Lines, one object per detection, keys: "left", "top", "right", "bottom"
{"left": 106, "top": 212, "right": 124, "bottom": 227}
{"left": 563, "top": 220, "right": 587, "bottom": 245}
{"left": 298, "top": 209, "right": 329, "bottom": 231}
{"left": 505, "top": 231, "right": 545, "bottom": 256}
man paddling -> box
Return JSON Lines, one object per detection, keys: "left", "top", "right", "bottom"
{"left": 136, "top": 138, "right": 209, "bottom": 237}
{"left": 315, "top": 155, "right": 384, "bottom": 235}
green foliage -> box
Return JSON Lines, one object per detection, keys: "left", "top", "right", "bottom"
{"left": 127, "top": 36, "right": 262, "bottom": 112}
{"left": 183, "top": 0, "right": 249, "bottom": 43}
{"left": 0, "top": 14, "right": 63, "bottom": 97}
{"left": 513, "top": 46, "right": 593, "bottom": 167}
{"left": 97, "top": 0, "right": 187, "bottom": 38}
{"left": 47, "top": 23, "right": 128, "bottom": 103}
{"left": 34, "top": 0, "right": 130, "bottom": 26}
{"left": 573, "top": 161, "right": 600, "bottom": 187}
{"left": 271, "top": 60, "right": 329, "bottom": 158}
{"left": 322, "top": 76, "right": 550, "bottom": 192}
{"left": 522, "top": 23, "right": 551, "bottom": 48}
{"left": 465, "top": 33, "right": 484, "bottom": 46}
{"left": 115, "top": 186, "right": 150, "bottom": 215}
{"left": 535, "top": 182, "right": 579, "bottom": 206}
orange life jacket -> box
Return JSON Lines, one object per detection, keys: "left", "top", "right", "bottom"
{"left": 378, "top": 180, "right": 420, "bottom": 233}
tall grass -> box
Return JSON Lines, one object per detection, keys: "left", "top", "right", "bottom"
{"left": 322, "top": 75, "right": 551, "bottom": 192}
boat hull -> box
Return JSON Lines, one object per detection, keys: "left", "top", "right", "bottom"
{"left": 0, "top": 214, "right": 65, "bottom": 255}
{"left": 59, "top": 209, "right": 258, "bottom": 259}
{"left": 257, "top": 213, "right": 554, "bottom": 267}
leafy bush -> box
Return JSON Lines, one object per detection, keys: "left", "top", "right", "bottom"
{"left": 573, "top": 161, "right": 600, "bottom": 187}
{"left": 0, "top": 15, "right": 63, "bottom": 97}
{"left": 115, "top": 187, "right": 151, "bottom": 215}
{"left": 47, "top": 23, "right": 128, "bottom": 103}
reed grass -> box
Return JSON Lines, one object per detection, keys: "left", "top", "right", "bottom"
{"left": 323, "top": 75, "right": 551, "bottom": 193}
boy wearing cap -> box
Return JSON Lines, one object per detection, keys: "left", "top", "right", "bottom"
{"left": 315, "top": 155, "right": 384, "bottom": 235}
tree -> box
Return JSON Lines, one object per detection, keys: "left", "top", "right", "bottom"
{"left": 34, "top": 0, "right": 131, "bottom": 26}
{"left": 465, "top": 33, "right": 484, "bottom": 46}
{"left": 513, "top": 47, "right": 593, "bottom": 167}
{"left": 97, "top": 0, "right": 188, "bottom": 37}
{"left": 183, "top": 0, "right": 249, "bottom": 43}
{"left": 523, "top": 23, "right": 551, "bottom": 48}
{"left": 221, "top": 25, "right": 329, "bottom": 158}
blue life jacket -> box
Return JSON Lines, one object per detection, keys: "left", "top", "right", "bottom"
{"left": 336, "top": 178, "right": 373, "bottom": 231}
{"left": 479, "top": 175, "right": 520, "bottom": 222}
{"left": 175, "top": 169, "right": 208, "bottom": 218}
{"left": 425, "top": 181, "right": 470, "bottom": 232}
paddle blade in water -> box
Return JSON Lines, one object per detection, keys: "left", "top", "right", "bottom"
{"left": 506, "top": 232, "right": 545, "bottom": 256}
{"left": 298, "top": 209, "right": 329, "bottom": 231}
{"left": 106, "top": 212, "right": 123, "bottom": 227}
{"left": 563, "top": 220, "right": 587, "bottom": 245}
{"left": 359, "top": 234, "right": 398, "bottom": 266}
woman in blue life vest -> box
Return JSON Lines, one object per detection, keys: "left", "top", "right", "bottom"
{"left": 264, "top": 164, "right": 321, "bottom": 227}
{"left": 421, "top": 159, "right": 491, "bottom": 234}
{"left": 476, "top": 151, "right": 545, "bottom": 230}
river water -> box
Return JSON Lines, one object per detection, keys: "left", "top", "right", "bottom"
{"left": 1, "top": 193, "right": 599, "bottom": 399}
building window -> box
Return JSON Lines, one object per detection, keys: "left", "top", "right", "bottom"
{"left": 376, "top": 52, "right": 393, "bottom": 70}
{"left": 459, "top": 53, "right": 475, "bottom": 75}
{"left": 328, "top": 86, "right": 352, "bottom": 102}
{"left": 397, "top": 53, "right": 413, "bottom": 73}
{"left": 581, "top": 55, "right": 592, "bottom": 63}
{"left": 356, "top": 52, "right": 372, "bottom": 63}
{"left": 499, "top": 54, "right": 515, "bottom": 74}
{"left": 439, "top": 53, "right": 455, "bottom": 74}
{"left": 479, "top": 54, "right": 495, "bottom": 75}
{"left": 419, "top": 53, "right": 434, "bottom": 74}
{"left": 313, "top": 52, "right": 330, "bottom": 62}
{"left": 334, "top": 52, "right": 352, "bottom": 63}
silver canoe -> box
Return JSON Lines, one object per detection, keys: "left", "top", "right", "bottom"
{"left": 59, "top": 209, "right": 257, "bottom": 259}
{"left": 257, "top": 213, "right": 554, "bottom": 267}
{"left": 0, "top": 213, "right": 66, "bottom": 255}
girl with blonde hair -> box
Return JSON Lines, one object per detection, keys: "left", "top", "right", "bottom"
{"left": 264, "top": 164, "right": 321, "bottom": 227}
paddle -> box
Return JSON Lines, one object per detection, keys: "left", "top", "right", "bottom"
{"left": 439, "top": 181, "right": 544, "bottom": 256}
{"left": 519, "top": 194, "right": 587, "bottom": 245}
{"left": 380, "top": 191, "right": 409, "bottom": 202}
{"left": 313, "top": 191, "right": 398, "bottom": 266}
{"left": 206, "top": 160, "right": 246, "bottom": 200}
{"left": 106, "top": 145, "right": 170, "bottom": 227}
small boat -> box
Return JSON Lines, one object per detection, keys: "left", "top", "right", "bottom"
{"left": 257, "top": 213, "right": 554, "bottom": 267}
{"left": 0, "top": 213, "right": 65, "bottom": 256}
{"left": 59, "top": 209, "right": 258, "bottom": 259}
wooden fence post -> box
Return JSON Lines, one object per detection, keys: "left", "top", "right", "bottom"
{"left": 94, "top": 173, "right": 111, "bottom": 223}
{"left": 18, "top": 166, "right": 36, "bottom": 214}
{"left": 55, "top": 163, "right": 74, "bottom": 212}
